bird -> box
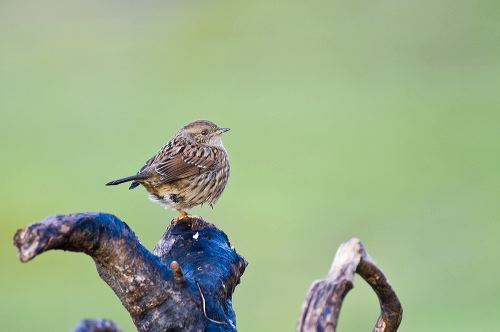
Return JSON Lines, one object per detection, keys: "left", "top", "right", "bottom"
{"left": 106, "top": 120, "right": 230, "bottom": 220}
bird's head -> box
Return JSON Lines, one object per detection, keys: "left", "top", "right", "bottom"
{"left": 181, "top": 120, "right": 230, "bottom": 147}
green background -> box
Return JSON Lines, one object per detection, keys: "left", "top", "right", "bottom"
{"left": 1, "top": 1, "right": 499, "bottom": 331}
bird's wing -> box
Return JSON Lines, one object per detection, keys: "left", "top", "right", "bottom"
{"left": 154, "top": 146, "right": 216, "bottom": 184}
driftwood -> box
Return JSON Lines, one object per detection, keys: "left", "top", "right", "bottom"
{"left": 297, "top": 238, "right": 403, "bottom": 332}
{"left": 13, "top": 213, "right": 247, "bottom": 332}
{"left": 13, "top": 213, "right": 402, "bottom": 332}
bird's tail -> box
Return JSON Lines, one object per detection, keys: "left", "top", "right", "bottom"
{"left": 106, "top": 175, "right": 144, "bottom": 188}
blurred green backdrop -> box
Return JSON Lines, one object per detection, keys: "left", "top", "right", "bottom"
{"left": 1, "top": 1, "right": 499, "bottom": 331}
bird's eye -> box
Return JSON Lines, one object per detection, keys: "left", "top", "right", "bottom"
{"left": 201, "top": 130, "right": 209, "bottom": 135}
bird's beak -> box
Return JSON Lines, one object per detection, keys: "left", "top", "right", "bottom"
{"left": 216, "top": 127, "right": 230, "bottom": 135}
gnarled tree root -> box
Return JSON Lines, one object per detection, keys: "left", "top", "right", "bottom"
{"left": 297, "top": 238, "right": 403, "bottom": 332}
{"left": 13, "top": 213, "right": 247, "bottom": 332}
{"left": 14, "top": 214, "right": 402, "bottom": 332}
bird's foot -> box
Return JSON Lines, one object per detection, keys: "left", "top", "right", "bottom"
{"left": 173, "top": 210, "right": 201, "bottom": 222}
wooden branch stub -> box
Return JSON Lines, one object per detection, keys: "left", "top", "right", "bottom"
{"left": 297, "top": 238, "right": 402, "bottom": 332}
{"left": 170, "top": 260, "right": 185, "bottom": 282}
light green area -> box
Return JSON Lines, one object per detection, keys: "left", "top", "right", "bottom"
{"left": 1, "top": 1, "right": 499, "bottom": 331}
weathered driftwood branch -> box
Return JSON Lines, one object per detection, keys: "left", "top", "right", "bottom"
{"left": 13, "top": 213, "right": 247, "bottom": 332}
{"left": 297, "top": 238, "right": 403, "bottom": 332}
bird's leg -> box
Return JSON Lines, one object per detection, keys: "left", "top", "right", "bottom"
{"left": 177, "top": 209, "right": 188, "bottom": 217}
{"left": 174, "top": 209, "right": 200, "bottom": 222}
{"left": 174, "top": 209, "right": 189, "bottom": 222}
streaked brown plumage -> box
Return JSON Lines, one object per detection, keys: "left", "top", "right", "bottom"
{"left": 106, "top": 120, "right": 230, "bottom": 218}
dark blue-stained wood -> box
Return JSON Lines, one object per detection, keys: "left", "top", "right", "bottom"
{"left": 13, "top": 213, "right": 247, "bottom": 332}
